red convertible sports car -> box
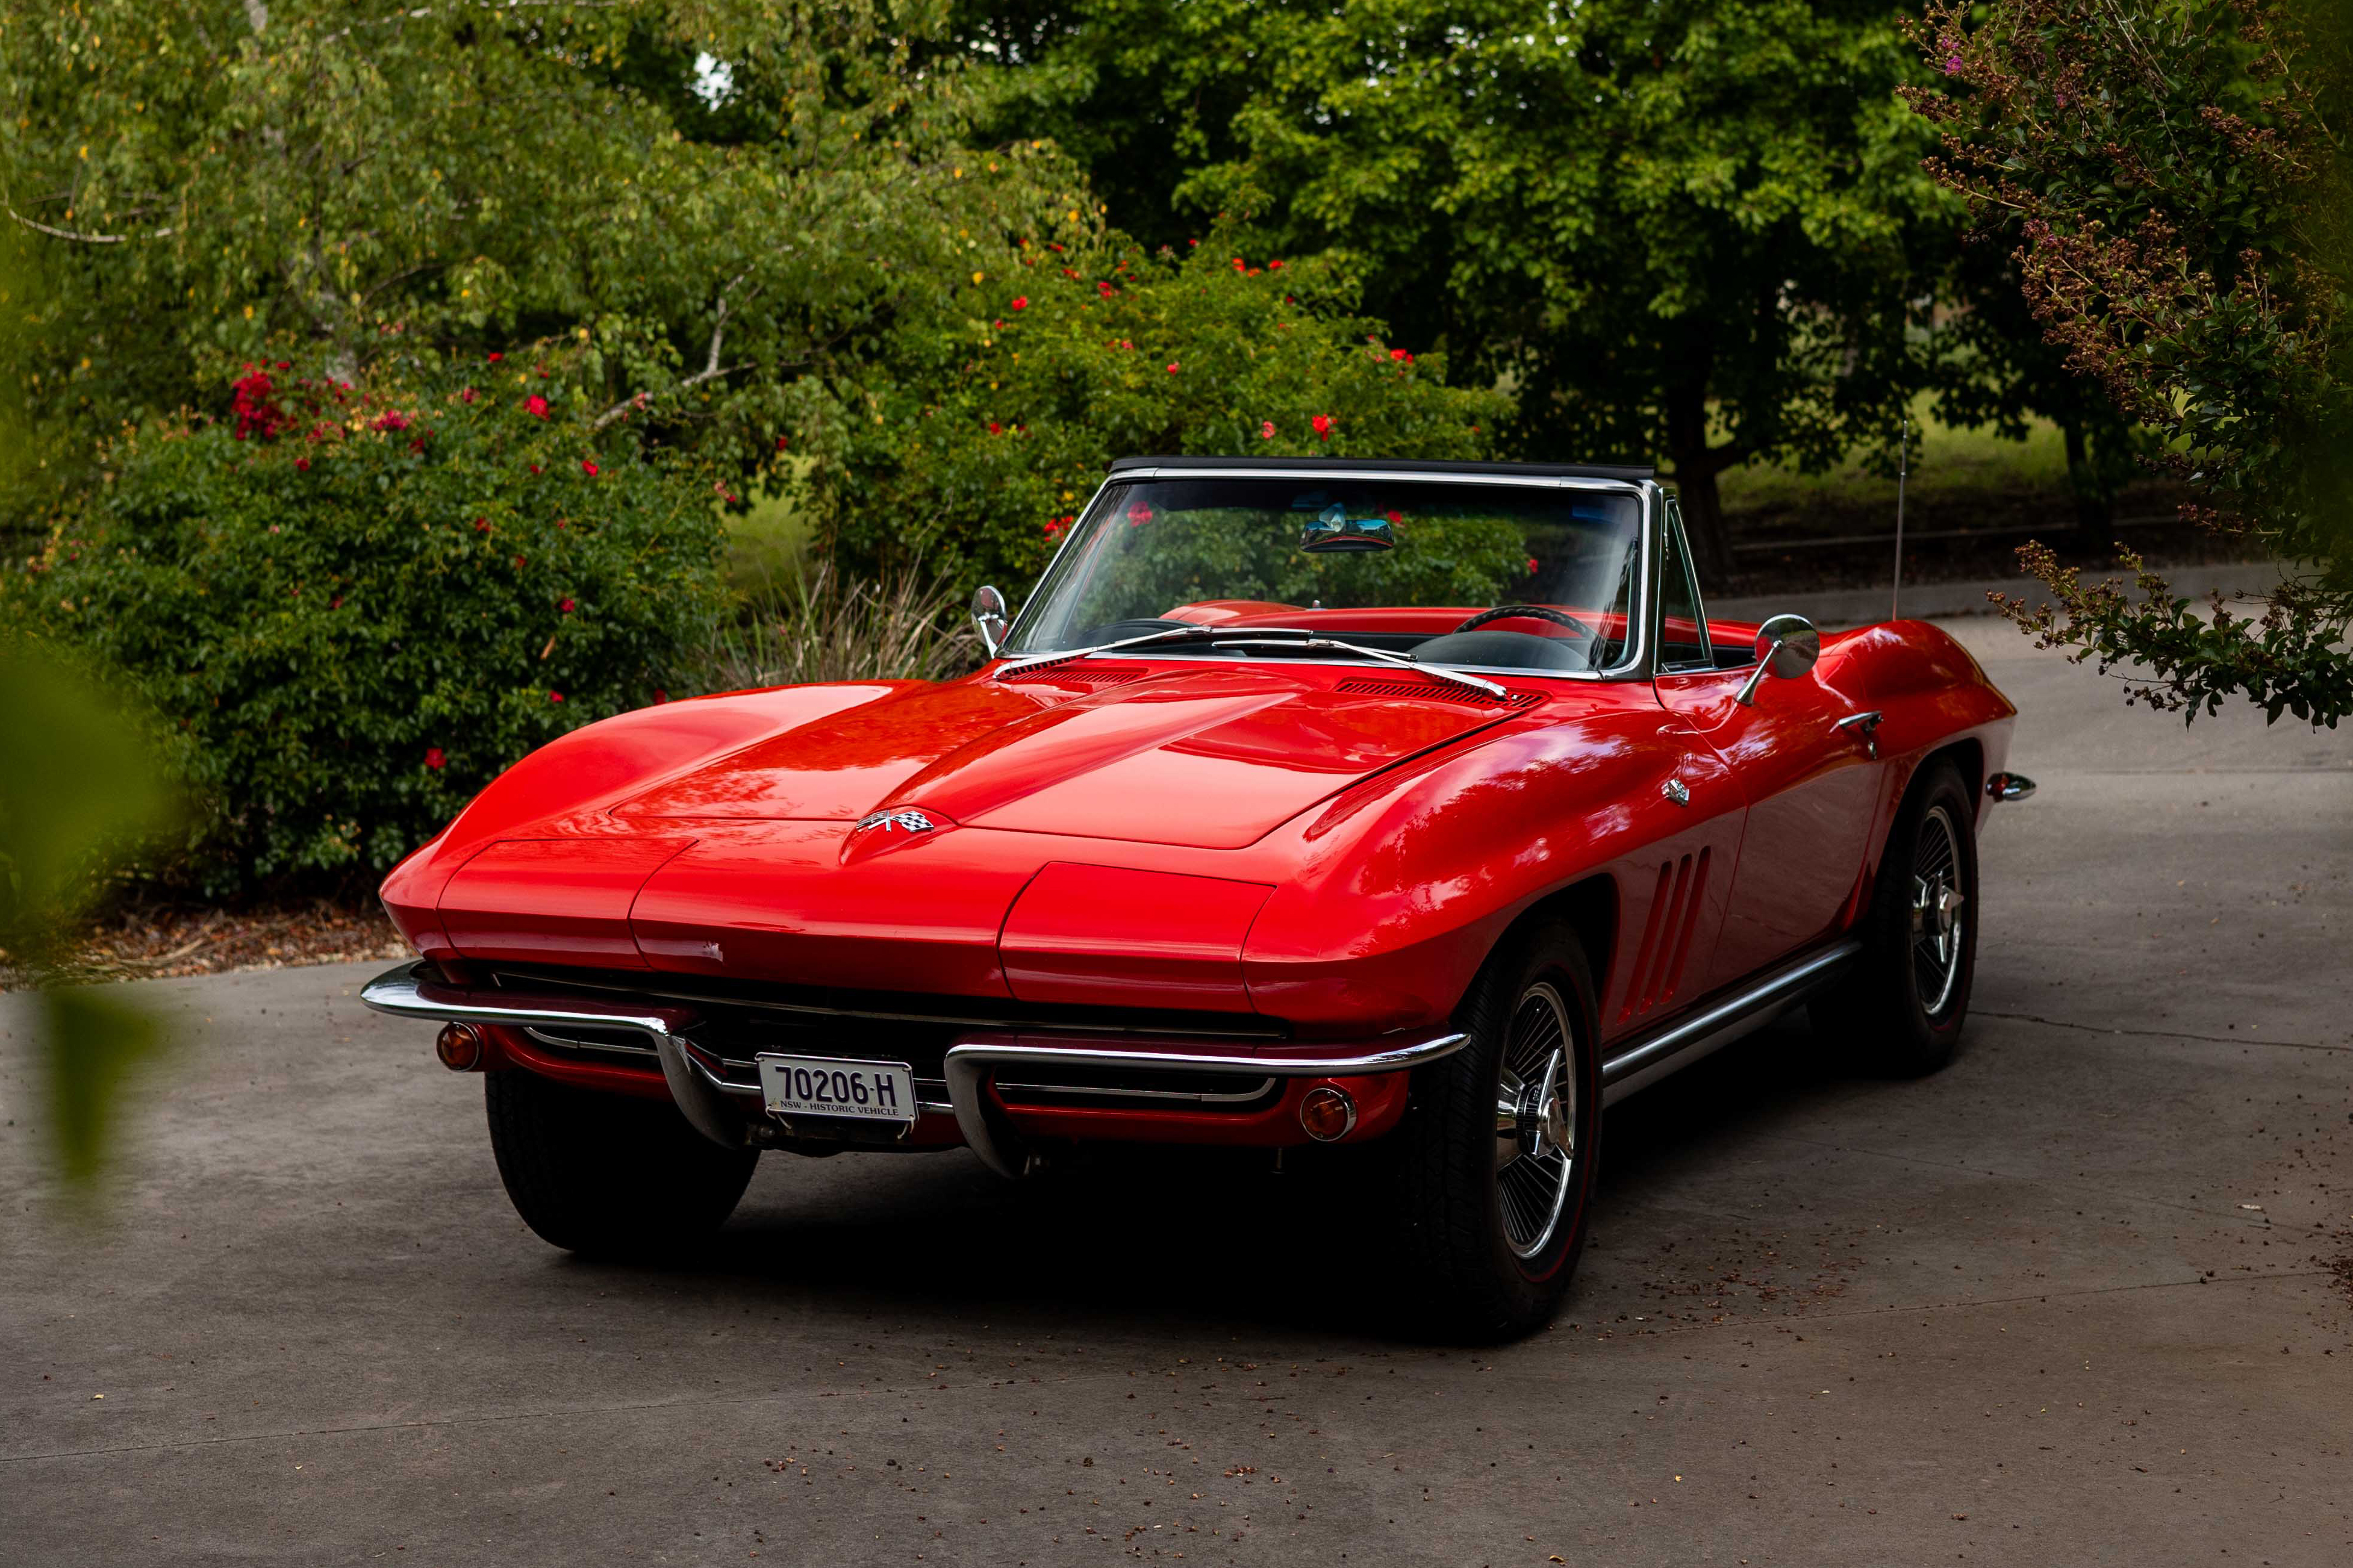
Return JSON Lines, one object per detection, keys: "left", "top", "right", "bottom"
{"left": 364, "top": 456, "right": 2030, "bottom": 1336}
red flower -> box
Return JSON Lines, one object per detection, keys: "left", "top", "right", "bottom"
{"left": 425, "top": 747, "right": 446, "bottom": 770}
{"left": 988, "top": 422, "right": 1003, "bottom": 435}
{"left": 514, "top": 554, "right": 528, "bottom": 570}
{"left": 275, "top": 360, "right": 291, "bottom": 370}
{"left": 1385, "top": 509, "right": 1404, "bottom": 526}
{"left": 474, "top": 517, "right": 491, "bottom": 532}
{"left": 460, "top": 387, "right": 478, "bottom": 403}
{"left": 1043, "top": 518, "right": 1065, "bottom": 539}
{"left": 1126, "top": 502, "right": 1155, "bottom": 526}
{"left": 581, "top": 459, "right": 599, "bottom": 477}
{"left": 1268, "top": 259, "right": 1284, "bottom": 271}
{"left": 1011, "top": 296, "right": 1029, "bottom": 310}
{"left": 1165, "top": 362, "right": 1180, "bottom": 375}
{"left": 294, "top": 456, "right": 311, "bottom": 471}
{"left": 774, "top": 435, "right": 789, "bottom": 450}
{"left": 1260, "top": 421, "right": 1276, "bottom": 440}
{"left": 1097, "top": 280, "right": 1116, "bottom": 298}
{"left": 1526, "top": 556, "right": 1541, "bottom": 574}
{"left": 1232, "top": 257, "right": 1246, "bottom": 272}
{"left": 525, "top": 394, "right": 550, "bottom": 420}
{"left": 329, "top": 596, "right": 343, "bottom": 610}
{"left": 488, "top": 352, "right": 503, "bottom": 362}
{"left": 559, "top": 597, "right": 576, "bottom": 613}
{"left": 549, "top": 691, "right": 564, "bottom": 704}
{"left": 1187, "top": 237, "right": 1199, "bottom": 247}
{"left": 1311, "top": 414, "right": 1333, "bottom": 440}
{"left": 1389, "top": 348, "right": 1415, "bottom": 363}
{"left": 529, "top": 463, "right": 542, "bottom": 476}
{"left": 653, "top": 689, "right": 669, "bottom": 704}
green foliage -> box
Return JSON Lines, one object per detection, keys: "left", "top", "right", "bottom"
{"left": 0, "top": 0, "right": 1080, "bottom": 509}
{"left": 18, "top": 357, "right": 726, "bottom": 886}
{"left": 0, "top": 638, "right": 180, "bottom": 1198}
{"left": 817, "top": 240, "right": 1507, "bottom": 592}
{"left": 947, "top": 0, "right": 1960, "bottom": 571}
{"left": 707, "top": 559, "right": 980, "bottom": 688}
{"left": 1918, "top": 0, "right": 2353, "bottom": 724}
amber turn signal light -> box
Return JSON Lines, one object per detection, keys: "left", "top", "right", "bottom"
{"left": 1297, "top": 1085, "right": 1357, "bottom": 1143}
{"left": 435, "top": 1022, "right": 487, "bottom": 1072}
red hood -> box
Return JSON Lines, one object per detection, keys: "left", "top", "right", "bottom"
{"left": 609, "top": 664, "right": 1526, "bottom": 850}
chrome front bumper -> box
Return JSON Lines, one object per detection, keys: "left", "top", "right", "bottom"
{"left": 358, "top": 960, "right": 1467, "bottom": 1176}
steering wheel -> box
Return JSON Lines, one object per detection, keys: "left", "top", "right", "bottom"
{"left": 1452, "top": 604, "right": 1598, "bottom": 640}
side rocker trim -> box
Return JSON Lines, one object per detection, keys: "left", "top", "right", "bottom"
{"left": 1598, "top": 940, "right": 1862, "bottom": 1106}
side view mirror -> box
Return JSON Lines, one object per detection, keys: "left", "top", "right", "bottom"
{"left": 971, "top": 584, "right": 1011, "bottom": 658}
{"left": 1734, "top": 613, "right": 1821, "bottom": 706}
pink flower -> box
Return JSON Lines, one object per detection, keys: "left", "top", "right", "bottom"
{"left": 1311, "top": 414, "right": 1333, "bottom": 440}
{"left": 1945, "top": 54, "right": 1962, "bottom": 74}
{"left": 581, "top": 459, "right": 599, "bottom": 476}
{"left": 371, "top": 409, "right": 410, "bottom": 433}
{"left": 294, "top": 456, "right": 311, "bottom": 471}
{"left": 425, "top": 746, "right": 446, "bottom": 770}
{"left": 1126, "top": 502, "right": 1155, "bottom": 527}
{"left": 1260, "top": 421, "right": 1276, "bottom": 440}
{"left": 1011, "top": 296, "right": 1029, "bottom": 310}
{"left": 525, "top": 394, "right": 550, "bottom": 420}
{"left": 549, "top": 691, "right": 565, "bottom": 704}
{"left": 1166, "top": 362, "right": 1180, "bottom": 375}
{"left": 559, "top": 597, "right": 576, "bottom": 613}
{"left": 460, "top": 387, "right": 478, "bottom": 404}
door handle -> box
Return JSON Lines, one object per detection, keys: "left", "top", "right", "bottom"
{"left": 1830, "top": 709, "right": 1884, "bottom": 758}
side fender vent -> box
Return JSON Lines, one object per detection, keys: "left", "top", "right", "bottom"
{"left": 1618, "top": 847, "right": 1712, "bottom": 1022}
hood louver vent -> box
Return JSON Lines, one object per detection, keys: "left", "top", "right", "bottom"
{"left": 1331, "top": 678, "right": 1539, "bottom": 708}
{"left": 1000, "top": 664, "right": 1148, "bottom": 689}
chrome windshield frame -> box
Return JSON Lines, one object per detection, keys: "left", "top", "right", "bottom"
{"left": 999, "top": 465, "right": 1663, "bottom": 683}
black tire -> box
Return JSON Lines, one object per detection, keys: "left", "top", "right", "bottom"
{"left": 1389, "top": 921, "right": 1603, "bottom": 1340}
{"left": 1813, "top": 758, "right": 1980, "bottom": 1076}
{"left": 484, "top": 1069, "right": 758, "bottom": 1256}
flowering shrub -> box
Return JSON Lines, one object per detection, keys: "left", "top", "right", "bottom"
{"left": 20, "top": 359, "right": 724, "bottom": 887}
{"left": 815, "top": 241, "right": 1507, "bottom": 593}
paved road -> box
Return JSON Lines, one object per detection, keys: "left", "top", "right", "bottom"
{"left": 5, "top": 619, "right": 2350, "bottom": 1567}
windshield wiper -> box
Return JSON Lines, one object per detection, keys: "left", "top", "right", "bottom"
{"left": 990, "top": 623, "right": 1235, "bottom": 679}
{"left": 994, "top": 623, "right": 1510, "bottom": 699}
{"left": 1203, "top": 634, "right": 1509, "bottom": 698}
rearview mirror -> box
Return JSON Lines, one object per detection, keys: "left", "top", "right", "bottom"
{"left": 971, "top": 585, "right": 1010, "bottom": 658}
{"left": 1734, "top": 613, "right": 1821, "bottom": 706}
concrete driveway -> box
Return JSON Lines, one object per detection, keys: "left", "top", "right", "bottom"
{"left": 5, "top": 616, "right": 2349, "bottom": 1567}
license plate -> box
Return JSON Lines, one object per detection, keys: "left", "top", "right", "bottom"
{"left": 756, "top": 1054, "right": 916, "bottom": 1124}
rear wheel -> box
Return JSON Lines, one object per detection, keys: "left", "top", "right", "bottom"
{"left": 1389, "top": 922, "right": 1603, "bottom": 1340}
{"left": 1813, "top": 759, "right": 1980, "bottom": 1075}
{"left": 485, "top": 1069, "right": 758, "bottom": 1256}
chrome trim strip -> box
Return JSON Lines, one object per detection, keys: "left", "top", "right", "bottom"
{"left": 943, "top": 1028, "right": 1471, "bottom": 1177}
{"left": 359, "top": 960, "right": 747, "bottom": 1149}
{"left": 1598, "top": 941, "right": 1862, "bottom": 1107}
{"left": 994, "top": 1075, "right": 1280, "bottom": 1105}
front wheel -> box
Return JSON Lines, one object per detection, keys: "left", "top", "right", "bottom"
{"left": 1813, "top": 758, "right": 1980, "bottom": 1075}
{"left": 1388, "top": 922, "right": 1603, "bottom": 1340}
{"left": 485, "top": 1069, "right": 758, "bottom": 1256}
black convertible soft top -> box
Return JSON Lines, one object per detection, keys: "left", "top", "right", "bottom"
{"left": 1107, "top": 454, "right": 1655, "bottom": 482}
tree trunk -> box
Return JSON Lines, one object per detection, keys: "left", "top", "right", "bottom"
{"left": 2060, "top": 418, "right": 2113, "bottom": 535}
{"left": 1663, "top": 379, "right": 1736, "bottom": 583}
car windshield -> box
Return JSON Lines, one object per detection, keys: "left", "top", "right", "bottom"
{"left": 1006, "top": 476, "right": 1647, "bottom": 674}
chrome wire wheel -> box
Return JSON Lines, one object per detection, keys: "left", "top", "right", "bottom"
{"left": 1494, "top": 980, "right": 1579, "bottom": 1259}
{"left": 1910, "top": 802, "right": 1968, "bottom": 1019}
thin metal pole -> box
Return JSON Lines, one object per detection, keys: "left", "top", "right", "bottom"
{"left": 1892, "top": 416, "right": 1909, "bottom": 623}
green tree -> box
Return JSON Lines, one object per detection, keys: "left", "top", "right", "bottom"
{"left": 0, "top": 0, "right": 1078, "bottom": 512}
{"left": 1914, "top": 0, "right": 2353, "bottom": 725}
{"left": 947, "top": 0, "right": 1959, "bottom": 576}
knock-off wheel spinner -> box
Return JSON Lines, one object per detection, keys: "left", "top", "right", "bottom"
{"left": 1494, "top": 980, "right": 1579, "bottom": 1259}
{"left": 1909, "top": 803, "right": 1968, "bottom": 1019}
